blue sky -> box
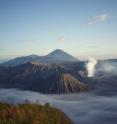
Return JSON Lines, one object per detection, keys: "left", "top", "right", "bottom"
{"left": 0, "top": 0, "right": 117, "bottom": 60}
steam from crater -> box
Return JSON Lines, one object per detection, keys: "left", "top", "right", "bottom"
{"left": 86, "top": 58, "right": 97, "bottom": 77}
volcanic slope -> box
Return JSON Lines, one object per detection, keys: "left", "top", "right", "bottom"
{"left": 0, "top": 62, "right": 87, "bottom": 94}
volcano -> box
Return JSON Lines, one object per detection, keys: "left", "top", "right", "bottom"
{"left": 0, "top": 62, "right": 87, "bottom": 93}
{"left": 1, "top": 49, "right": 78, "bottom": 67}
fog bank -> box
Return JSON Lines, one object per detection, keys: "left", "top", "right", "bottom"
{"left": 0, "top": 89, "right": 117, "bottom": 124}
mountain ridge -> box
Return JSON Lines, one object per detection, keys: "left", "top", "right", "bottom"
{"left": 1, "top": 49, "right": 78, "bottom": 67}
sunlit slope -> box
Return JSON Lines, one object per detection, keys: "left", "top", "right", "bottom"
{"left": 0, "top": 102, "right": 73, "bottom": 124}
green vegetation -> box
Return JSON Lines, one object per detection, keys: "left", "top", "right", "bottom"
{"left": 0, "top": 102, "right": 73, "bottom": 124}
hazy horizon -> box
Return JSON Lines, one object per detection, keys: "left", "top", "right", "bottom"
{"left": 0, "top": 48, "right": 117, "bottom": 64}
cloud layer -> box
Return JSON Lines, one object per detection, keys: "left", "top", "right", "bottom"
{"left": 88, "top": 14, "right": 108, "bottom": 25}
{"left": 0, "top": 89, "right": 117, "bottom": 124}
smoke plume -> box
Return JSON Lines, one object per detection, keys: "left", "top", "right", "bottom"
{"left": 86, "top": 58, "right": 97, "bottom": 77}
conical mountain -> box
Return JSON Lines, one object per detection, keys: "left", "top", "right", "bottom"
{"left": 1, "top": 49, "right": 78, "bottom": 67}
{"left": 47, "top": 49, "right": 77, "bottom": 62}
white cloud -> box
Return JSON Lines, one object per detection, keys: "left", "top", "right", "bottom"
{"left": 88, "top": 14, "right": 108, "bottom": 25}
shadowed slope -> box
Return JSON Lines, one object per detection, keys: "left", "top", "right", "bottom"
{"left": 0, "top": 62, "right": 87, "bottom": 94}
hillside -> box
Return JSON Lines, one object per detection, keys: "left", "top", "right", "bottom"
{"left": 0, "top": 102, "right": 73, "bottom": 124}
{"left": 0, "top": 62, "right": 87, "bottom": 94}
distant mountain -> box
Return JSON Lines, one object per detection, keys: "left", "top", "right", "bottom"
{"left": 0, "top": 62, "right": 86, "bottom": 94}
{"left": 1, "top": 49, "right": 78, "bottom": 67}
{"left": 46, "top": 49, "right": 78, "bottom": 62}
{"left": 103, "top": 59, "right": 117, "bottom": 63}
{"left": 0, "top": 58, "right": 10, "bottom": 64}
{"left": 1, "top": 55, "right": 40, "bottom": 67}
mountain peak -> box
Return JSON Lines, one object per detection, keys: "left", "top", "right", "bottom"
{"left": 48, "top": 49, "right": 67, "bottom": 55}
{"left": 47, "top": 49, "right": 78, "bottom": 62}
{"left": 52, "top": 49, "right": 65, "bottom": 52}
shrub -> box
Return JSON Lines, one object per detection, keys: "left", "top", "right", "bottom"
{"left": 0, "top": 102, "right": 73, "bottom": 124}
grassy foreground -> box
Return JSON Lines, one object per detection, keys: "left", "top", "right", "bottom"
{"left": 0, "top": 102, "right": 73, "bottom": 124}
